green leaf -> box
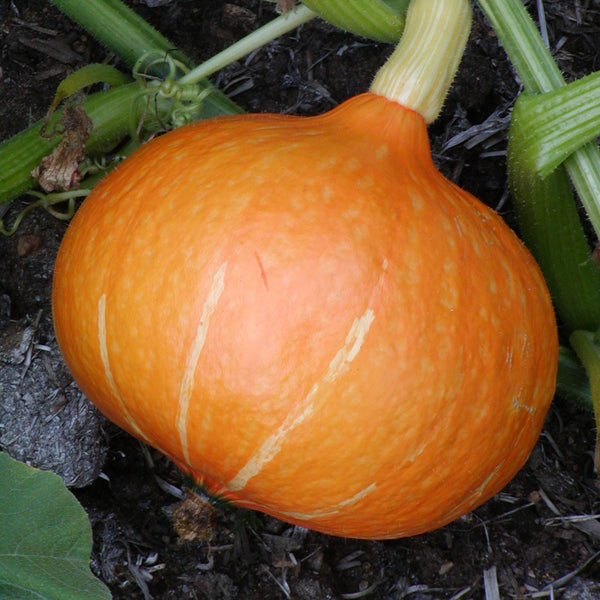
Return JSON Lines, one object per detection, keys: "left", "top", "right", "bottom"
{"left": 46, "top": 64, "right": 131, "bottom": 118}
{"left": 0, "top": 453, "right": 111, "bottom": 600}
{"left": 557, "top": 346, "right": 592, "bottom": 410}
{"left": 569, "top": 332, "right": 600, "bottom": 468}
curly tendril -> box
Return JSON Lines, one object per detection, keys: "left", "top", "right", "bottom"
{"left": 131, "top": 51, "right": 214, "bottom": 135}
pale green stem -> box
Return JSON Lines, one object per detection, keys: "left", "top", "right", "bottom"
{"left": 180, "top": 5, "right": 317, "bottom": 86}
{"left": 370, "top": 0, "right": 472, "bottom": 124}
{"left": 475, "top": 0, "right": 563, "bottom": 92}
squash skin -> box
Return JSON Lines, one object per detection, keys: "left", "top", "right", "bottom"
{"left": 52, "top": 93, "right": 558, "bottom": 539}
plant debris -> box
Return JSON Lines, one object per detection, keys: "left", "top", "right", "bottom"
{"left": 31, "top": 103, "right": 93, "bottom": 192}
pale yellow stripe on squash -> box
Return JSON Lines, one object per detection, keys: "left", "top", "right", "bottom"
{"left": 279, "top": 483, "right": 377, "bottom": 521}
{"left": 98, "top": 294, "right": 148, "bottom": 442}
{"left": 177, "top": 262, "right": 228, "bottom": 463}
{"left": 228, "top": 308, "right": 375, "bottom": 492}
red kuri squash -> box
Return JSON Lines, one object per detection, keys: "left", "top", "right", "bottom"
{"left": 52, "top": 0, "right": 558, "bottom": 539}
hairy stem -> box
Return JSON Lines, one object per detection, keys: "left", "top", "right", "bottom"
{"left": 370, "top": 0, "right": 472, "bottom": 124}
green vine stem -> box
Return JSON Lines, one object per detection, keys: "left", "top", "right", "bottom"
{"left": 49, "top": 0, "right": 241, "bottom": 119}
{"left": 1, "top": 0, "right": 243, "bottom": 207}
{"left": 301, "top": 0, "right": 408, "bottom": 42}
{"left": 179, "top": 6, "right": 318, "bottom": 86}
{"left": 508, "top": 73, "right": 600, "bottom": 332}
{"left": 477, "top": 0, "right": 600, "bottom": 422}
{"left": 476, "top": 0, "right": 600, "bottom": 247}
{"left": 510, "top": 72, "right": 600, "bottom": 179}
{"left": 4, "top": 0, "right": 315, "bottom": 208}
{"left": 0, "top": 83, "right": 145, "bottom": 204}
{"left": 507, "top": 137, "right": 600, "bottom": 332}
{"left": 475, "top": 0, "right": 562, "bottom": 91}
{"left": 50, "top": 0, "right": 188, "bottom": 70}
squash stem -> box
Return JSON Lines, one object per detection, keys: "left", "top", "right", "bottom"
{"left": 475, "top": 0, "right": 563, "bottom": 93}
{"left": 49, "top": 0, "right": 190, "bottom": 71}
{"left": 370, "top": 0, "right": 472, "bottom": 124}
{"left": 478, "top": 0, "right": 600, "bottom": 335}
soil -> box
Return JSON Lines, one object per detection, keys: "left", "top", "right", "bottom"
{"left": 2, "top": 1, "right": 600, "bottom": 599}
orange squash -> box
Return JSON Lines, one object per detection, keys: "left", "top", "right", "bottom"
{"left": 52, "top": 2, "right": 557, "bottom": 539}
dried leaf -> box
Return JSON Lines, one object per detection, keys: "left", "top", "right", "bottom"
{"left": 31, "top": 104, "right": 93, "bottom": 192}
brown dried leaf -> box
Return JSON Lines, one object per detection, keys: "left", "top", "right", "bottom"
{"left": 31, "top": 103, "right": 93, "bottom": 193}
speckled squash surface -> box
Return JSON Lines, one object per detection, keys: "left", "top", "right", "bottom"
{"left": 53, "top": 93, "right": 558, "bottom": 539}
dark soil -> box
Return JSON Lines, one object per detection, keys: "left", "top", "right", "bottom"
{"left": 2, "top": 1, "right": 600, "bottom": 599}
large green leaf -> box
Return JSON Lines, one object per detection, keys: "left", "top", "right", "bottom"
{"left": 0, "top": 453, "right": 111, "bottom": 600}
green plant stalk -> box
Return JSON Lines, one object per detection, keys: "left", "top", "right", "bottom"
{"left": 508, "top": 124, "right": 600, "bottom": 332}
{"left": 475, "top": 0, "right": 600, "bottom": 419}
{"left": 49, "top": 0, "right": 241, "bottom": 119}
{"left": 569, "top": 331, "right": 600, "bottom": 467}
{"left": 511, "top": 72, "right": 600, "bottom": 178}
{"left": 302, "top": 0, "right": 408, "bottom": 42}
{"left": 476, "top": 0, "right": 563, "bottom": 92}
{"left": 564, "top": 149, "right": 600, "bottom": 243}
{"left": 0, "top": 82, "right": 159, "bottom": 203}
{"left": 2, "top": 0, "right": 246, "bottom": 205}
{"left": 476, "top": 0, "right": 600, "bottom": 243}
{"left": 506, "top": 72, "right": 600, "bottom": 331}
{"left": 476, "top": 0, "right": 600, "bottom": 340}
{"left": 7, "top": 0, "right": 320, "bottom": 205}
{"left": 50, "top": 0, "right": 189, "bottom": 69}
